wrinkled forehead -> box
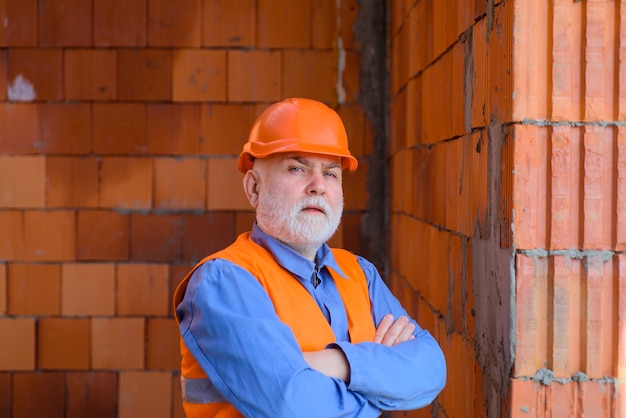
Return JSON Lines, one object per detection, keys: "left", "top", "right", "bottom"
{"left": 260, "top": 152, "right": 343, "bottom": 168}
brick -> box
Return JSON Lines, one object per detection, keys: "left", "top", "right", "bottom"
{"left": 47, "top": 157, "right": 99, "bottom": 208}
{"left": 117, "top": 49, "right": 172, "bottom": 101}
{"left": 117, "top": 263, "right": 169, "bottom": 316}
{"left": 470, "top": 131, "right": 489, "bottom": 239}
{"left": 147, "top": 318, "right": 181, "bottom": 370}
{"left": 0, "top": 51, "right": 6, "bottom": 100}
{"left": 7, "top": 48, "right": 62, "bottom": 100}
{"left": 13, "top": 372, "right": 64, "bottom": 418}
{"left": 171, "top": 373, "right": 185, "bottom": 418}
{"left": 583, "top": 1, "right": 607, "bottom": 121}
{"left": 94, "top": 0, "right": 147, "bottom": 46}
{"left": 509, "top": 378, "right": 539, "bottom": 417}
{"left": 258, "top": 0, "right": 310, "bottom": 48}
{"left": 130, "top": 213, "right": 184, "bottom": 262}
{"left": 77, "top": 210, "right": 129, "bottom": 261}
{"left": 202, "top": 0, "right": 256, "bottom": 47}
{"left": 549, "top": 381, "right": 578, "bottom": 418}
{"left": 228, "top": 50, "right": 281, "bottom": 102}
{"left": 0, "top": 155, "right": 45, "bottom": 208}
{"left": 514, "top": 254, "right": 549, "bottom": 376}
{"left": 146, "top": 104, "right": 201, "bottom": 155}
{"left": 0, "top": 318, "right": 35, "bottom": 370}
{"left": 8, "top": 263, "right": 61, "bottom": 315}
{"left": 172, "top": 49, "right": 226, "bottom": 102}
{"left": 199, "top": 104, "right": 259, "bottom": 155}
{"left": 38, "top": 0, "right": 92, "bottom": 46}
{"left": 170, "top": 264, "right": 194, "bottom": 315}
{"left": 148, "top": 0, "right": 201, "bottom": 47}
{"left": 118, "top": 371, "right": 172, "bottom": 418}
{"left": 283, "top": 50, "right": 336, "bottom": 102}
{"left": 336, "top": 105, "right": 367, "bottom": 158}
{"left": 99, "top": 157, "right": 153, "bottom": 209}
{"left": 389, "top": 88, "right": 407, "bottom": 154}
{"left": 390, "top": 0, "right": 408, "bottom": 36}
{"left": 583, "top": 125, "right": 612, "bottom": 250}
{"left": 206, "top": 158, "right": 250, "bottom": 210}
{"left": 93, "top": 103, "right": 147, "bottom": 154}
{"left": 341, "top": 51, "right": 361, "bottom": 103}
{"left": 38, "top": 318, "right": 90, "bottom": 370}
{"left": 310, "top": 0, "right": 334, "bottom": 48}
{"left": 438, "top": 333, "right": 476, "bottom": 418}
{"left": 512, "top": 125, "right": 549, "bottom": 249}
{"left": 182, "top": 212, "right": 235, "bottom": 262}
{"left": 614, "top": 254, "right": 626, "bottom": 380}
{"left": 0, "top": 373, "right": 10, "bottom": 417}
{"left": 23, "top": 210, "right": 75, "bottom": 261}
{"left": 0, "top": 264, "right": 5, "bottom": 314}
{"left": 0, "top": 0, "right": 37, "bottom": 46}
{"left": 92, "top": 318, "right": 144, "bottom": 369}
{"left": 471, "top": 17, "right": 488, "bottom": 129}
{"left": 235, "top": 211, "right": 256, "bottom": 236}
{"left": 0, "top": 211, "right": 24, "bottom": 260}
{"left": 61, "top": 263, "right": 115, "bottom": 315}
{"left": 552, "top": 256, "right": 582, "bottom": 376}
{"left": 0, "top": 103, "right": 38, "bottom": 153}
{"left": 618, "top": 127, "right": 626, "bottom": 251}
{"left": 37, "top": 103, "right": 92, "bottom": 153}
{"left": 337, "top": 213, "right": 362, "bottom": 256}
{"left": 343, "top": 162, "right": 367, "bottom": 210}
{"left": 580, "top": 380, "right": 614, "bottom": 417}
{"left": 66, "top": 372, "right": 117, "bottom": 418}
{"left": 154, "top": 158, "right": 206, "bottom": 210}
{"left": 584, "top": 254, "right": 615, "bottom": 378}
{"left": 64, "top": 49, "right": 116, "bottom": 100}
{"left": 549, "top": 126, "right": 581, "bottom": 250}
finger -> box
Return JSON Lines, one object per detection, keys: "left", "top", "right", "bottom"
{"left": 380, "top": 316, "right": 409, "bottom": 346}
{"left": 373, "top": 314, "right": 394, "bottom": 344}
{"left": 394, "top": 321, "right": 416, "bottom": 345}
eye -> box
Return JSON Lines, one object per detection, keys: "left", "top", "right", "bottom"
{"left": 289, "top": 166, "right": 305, "bottom": 173}
{"left": 324, "top": 170, "right": 339, "bottom": 179}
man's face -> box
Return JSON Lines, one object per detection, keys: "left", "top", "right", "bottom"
{"left": 253, "top": 152, "right": 344, "bottom": 253}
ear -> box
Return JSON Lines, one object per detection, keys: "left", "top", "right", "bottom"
{"left": 243, "top": 170, "right": 260, "bottom": 208}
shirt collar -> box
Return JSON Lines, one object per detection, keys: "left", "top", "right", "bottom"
{"left": 250, "top": 223, "right": 348, "bottom": 280}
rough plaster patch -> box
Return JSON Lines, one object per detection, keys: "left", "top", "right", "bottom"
{"left": 8, "top": 74, "right": 36, "bottom": 101}
{"left": 522, "top": 118, "right": 626, "bottom": 127}
{"left": 335, "top": 37, "right": 346, "bottom": 104}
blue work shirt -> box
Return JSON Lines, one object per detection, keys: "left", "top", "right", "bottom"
{"left": 176, "top": 223, "right": 446, "bottom": 418}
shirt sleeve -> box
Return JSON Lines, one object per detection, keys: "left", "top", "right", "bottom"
{"left": 330, "top": 256, "right": 447, "bottom": 411}
{"left": 176, "top": 258, "right": 383, "bottom": 418}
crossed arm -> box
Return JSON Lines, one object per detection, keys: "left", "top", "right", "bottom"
{"left": 303, "top": 314, "right": 416, "bottom": 382}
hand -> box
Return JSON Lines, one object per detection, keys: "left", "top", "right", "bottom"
{"left": 303, "top": 348, "right": 350, "bottom": 383}
{"left": 373, "top": 314, "right": 415, "bottom": 346}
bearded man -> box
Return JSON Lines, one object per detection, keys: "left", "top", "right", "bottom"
{"left": 174, "top": 98, "right": 446, "bottom": 418}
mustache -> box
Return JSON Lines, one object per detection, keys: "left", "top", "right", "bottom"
{"left": 295, "top": 196, "right": 333, "bottom": 216}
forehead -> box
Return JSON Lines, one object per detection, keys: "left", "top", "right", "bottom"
{"left": 272, "top": 152, "right": 342, "bottom": 167}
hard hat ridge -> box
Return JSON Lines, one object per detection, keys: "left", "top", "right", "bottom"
{"left": 237, "top": 98, "right": 358, "bottom": 173}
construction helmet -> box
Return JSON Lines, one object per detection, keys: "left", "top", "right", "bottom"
{"left": 237, "top": 98, "right": 358, "bottom": 173}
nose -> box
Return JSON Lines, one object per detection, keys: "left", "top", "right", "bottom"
{"left": 306, "top": 170, "right": 326, "bottom": 195}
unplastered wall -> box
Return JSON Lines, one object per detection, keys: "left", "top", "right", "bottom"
{"left": 0, "top": 1, "right": 371, "bottom": 417}
{"left": 389, "top": 1, "right": 514, "bottom": 416}
{"left": 389, "top": 0, "right": 625, "bottom": 417}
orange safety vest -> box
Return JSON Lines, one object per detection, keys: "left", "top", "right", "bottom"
{"left": 173, "top": 232, "right": 376, "bottom": 418}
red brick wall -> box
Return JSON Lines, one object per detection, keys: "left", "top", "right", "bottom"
{"left": 0, "top": 1, "right": 369, "bottom": 417}
{"left": 390, "top": 1, "right": 624, "bottom": 417}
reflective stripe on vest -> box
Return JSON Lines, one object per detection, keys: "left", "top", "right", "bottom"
{"left": 182, "top": 376, "right": 227, "bottom": 404}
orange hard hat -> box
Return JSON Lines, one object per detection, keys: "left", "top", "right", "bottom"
{"left": 237, "top": 98, "right": 358, "bottom": 173}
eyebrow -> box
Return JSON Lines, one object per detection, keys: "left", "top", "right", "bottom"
{"left": 287, "top": 155, "right": 341, "bottom": 170}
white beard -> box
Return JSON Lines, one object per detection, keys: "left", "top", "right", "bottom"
{"left": 256, "top": 192, "right": 343, "bottom": 254}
